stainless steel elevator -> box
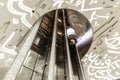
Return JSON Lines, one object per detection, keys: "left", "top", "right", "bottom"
{"left": 30, "top": 9, "right": 93, "bottom": 80}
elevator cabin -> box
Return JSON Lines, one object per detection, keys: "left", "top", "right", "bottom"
{"left": 30, "top": 9, "right": 93, "bottom": 80}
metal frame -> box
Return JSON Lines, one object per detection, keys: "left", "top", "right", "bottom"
{"left": 62, "top": 9, "right": 74, "bottom": 80}
{"left": 47, "top": 10, "right": 58, "bottom": 80}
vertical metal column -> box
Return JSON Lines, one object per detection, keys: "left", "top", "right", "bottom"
{"left": 47, "top": 10, "right": 58, "bottom": 80}
{"left": 62, "top": 9, "right": 74, "bottom": 80}
{"left": 3, "top": 17, "right": 43, "bottom": 80}
{"left": 76, "top": 48, "right": 86, "bottom": 80}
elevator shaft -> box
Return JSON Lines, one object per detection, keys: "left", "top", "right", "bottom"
{"left": 30, "top": 9, "right": 87, "bottom": 80}
{"left": 44, "top": 9, "right": 85, "bottom": 80}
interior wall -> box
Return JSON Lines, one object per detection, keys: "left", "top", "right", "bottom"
{"left": 0, "top": 0, "right": 120, "bottom": 80}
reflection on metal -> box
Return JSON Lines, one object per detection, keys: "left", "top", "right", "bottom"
{"left": 76, "top": 47, "right": 86, "bottom": 80}
{"left": 63, "top": 9, "right": 74, "bottom": 80}
{"left": 29, "top": 9, "right": 93, "bottom": 80}
{"left": 0, "top": 0, "right": 120, "bottom": 80}
{"left": 2, "top": 9, "right": 92, "bottom": 80}
{"left": 65, "top": 9, "right": 93, "bottom": 58}
{"left": 47, "top": 10, "right": 58, "bottom": 80}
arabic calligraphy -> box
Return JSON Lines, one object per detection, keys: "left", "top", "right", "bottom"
{"left": 52, "top": 0, "right": 82, "bottom": 8}
{"left": 89, "top": 11, "right": 109, "bottom": 22}
{"left": 7, "top": 0, "right": 32, "bottom": 28}
{"left": 89, "top": 0, "right": 98, "bottom": 5}
{"left": 83, "top": 51, "right": 120, "bottom": 80}
{"left": 105, "top": 32, "right": 120, "bottom": 54}
{"left": 51, "top": 0, "right": 120, "bottom": 80}
{"left": 107, "top": 60, "right": 120, "bottom": 79}
{"left": 0, "top": 0, "right": 119, "bottom": 79}
{"left": 12, "top": 18, "right": 19, "bottom": 24}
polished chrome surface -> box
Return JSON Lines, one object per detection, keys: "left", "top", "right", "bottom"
{"left": 48, "top": 10, "right": 58, "bottom": 80}
{"left": 65, "top": 9, "right": 93, "bottom": 58}
{"left": 3, "top": 9, "right": 92, "bottom": 80}
{"left": 63, "top": 9, "right": 74, "bottom": 80}
{"left": 0, "top": 0, "right": 120, "bottom": 80}
{"left": 28, "top": 9, "right": 93, "bottom": 80}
